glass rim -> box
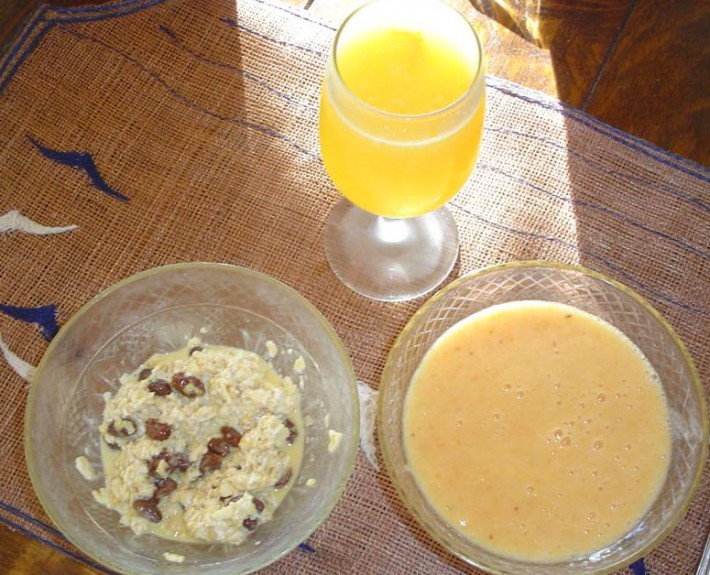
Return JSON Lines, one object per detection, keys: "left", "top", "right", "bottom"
{"left": 329, "top": 0, "right": 485, "bottom": 121}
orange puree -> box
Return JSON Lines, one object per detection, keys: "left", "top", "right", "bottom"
{"left": 403, "top": 300, "right": 671, "bottom": 562}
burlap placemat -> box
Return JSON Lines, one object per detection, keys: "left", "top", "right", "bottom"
{"left": 0, "top": 0, "right": 707, "bottom": 573}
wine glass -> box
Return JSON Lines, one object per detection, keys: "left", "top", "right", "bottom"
{"left": 319, "top": 0, "right": 486, "bottom": 301}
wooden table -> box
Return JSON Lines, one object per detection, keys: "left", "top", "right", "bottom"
{"left": 0, "top": 0, "right": 707, "bottom": 573}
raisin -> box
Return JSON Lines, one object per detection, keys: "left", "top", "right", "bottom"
{"left": 107, "top": 417, "right": 137, "bottom": 438}
{"left": 284, "top": 419, "right": 298, "bottom": 444}
{"left": 145, "top": 418, "right": 171, "bottom": 441}
{"left": 221, "top": 426, "right": 242, "bottom": 447}
{"left": 138, "top": 368, "right": 153, "bottom": 381}
{"left": 189, "top": 346, "right": 204, "bottom": 356}
{"left": 199, "top": 451, "right": 223, "bottom": 473}
{"left": 147, "top": 379, "right": 172, "bottom": 396}
{"left": 133, "top": 499, "right": 162, "bottom": 523}
{"left": 171, "top": 373, "right": 205, "bottom": 398}
{"left": 153, "top": 477, "right": 177, "bottom": 499}
{"left": 274, "top": 468, "right": 292, "bottom": 489}
{"left": 169, "top": 452, "right": 191, "bottom": 473}
{"left": 207, "top": 437, "right": 230, "bottom": 457}
{"left": 242, "top": 517, "right": 258, "bottom": 531}
{"left": 253, "top": 498, "right": 265, "bottom": 513}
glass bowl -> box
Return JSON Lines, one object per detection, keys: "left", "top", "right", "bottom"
{"left": 378, "top": 261, "right": 707, "bottom": 575}
{"left": 25, "top": 263, "right": 359, "bottom": 575}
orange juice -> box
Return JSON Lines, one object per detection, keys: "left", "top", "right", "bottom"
{"left": 320, "top": 0, "right": 485, "bottom": 218}
{"left": 404, "top": 301, "right": 671, "bottom": 562}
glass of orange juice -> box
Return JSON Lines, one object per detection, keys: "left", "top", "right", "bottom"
{"left": 320, "top": 0, "right": 485, "bottom": 301}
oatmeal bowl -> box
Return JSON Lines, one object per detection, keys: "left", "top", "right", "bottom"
{"left": 25, "top": 263, "right": 359, "bottom": 575}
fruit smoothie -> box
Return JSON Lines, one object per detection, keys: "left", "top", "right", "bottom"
{"left": 404, "top": 300, "right": 671, "bottom": 562}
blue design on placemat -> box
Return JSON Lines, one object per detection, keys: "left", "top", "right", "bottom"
{"left": 51, "top": 0, "right": 161, "bottom": 15}
{"left": 630, "top": 558, "right": 649, "bottom": 575}
{"left": 0, "top": 303, "right": 58, "bottom": 340}
{"left": 483, "top": 126, "right": 710, "bottom": 212}
{"left": 450, "top": 200, "right": 709, "bottom": 316}
{"left": 247, "top": 0, "right": 337, "bottom": 31}
{"left": 298, "top": 542, "right": 316, "bottom": 553}
{"left": 219, "top": 16, "right": 327, "bottom": 57}
{"left": 0, "top": 0, "right": 167, "bottom": 96}
{"left": 478, "top": 162, "right": 709, "bottom": 259}
{"left": 158, "top": 24, "right": 317, "bottom": 111}
{"left": 27, "top": 135, "right": 128, "bottom": 202}
{"left": 487, "top": 77, "right": 710, "bottom": 184}
{"left": 60, "top": 28, "right": 319, "bottom": 160}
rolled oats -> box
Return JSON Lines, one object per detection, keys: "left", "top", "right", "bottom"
{"left": 92, "top": 339, "right": 303, "bottom": 544}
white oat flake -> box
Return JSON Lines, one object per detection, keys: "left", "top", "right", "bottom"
{"left": 327, "top": 429, "right": 343, "bottom": 453}
{"left": 74, "top": 456, "right": 96, "bottom": 481}
{"left": 265, "top": 340, "right": 278, "bottom": 359}
{"left": 163, "top": 552, "right": 185, "bottom": 563}
{"left": 293, "top": 355, "right": 306, "bottom": 374}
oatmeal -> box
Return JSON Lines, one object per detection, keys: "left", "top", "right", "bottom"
{"left": 93, "top": 339, "right": 303, "bottom": 544}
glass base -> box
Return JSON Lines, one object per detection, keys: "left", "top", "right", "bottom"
{"left": 324, "top": 199, "right": 459, "bottom": 302}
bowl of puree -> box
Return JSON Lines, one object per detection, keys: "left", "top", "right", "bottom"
{"left": 379, "top": 261, "right": 707, "bottom": 575}
{"left": 25, "top": 263, "right": 359, "bottom": 575}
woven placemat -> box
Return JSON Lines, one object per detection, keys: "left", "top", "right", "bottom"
{"left": 0, "top": 0, "right": 708, "bottom": 573}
